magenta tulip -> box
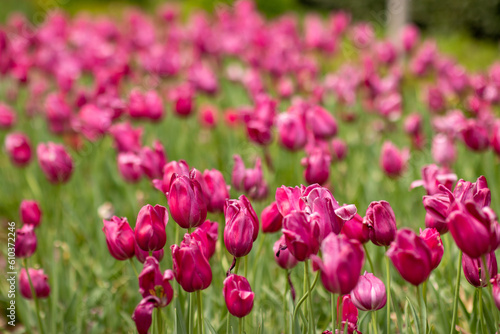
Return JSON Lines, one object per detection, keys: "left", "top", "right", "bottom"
{"left": 0, "top": 103, "right": 16, "bottom": 129}
{"left": 203, "top": 169, "right": 230, "bottom": 213}
{"left": 135, "top": 204, "right": 168, "bottom": 252}
{"left": 132, "top": 296, "right": 160, "bottom": 334}
{"left": 223, "top": 274, "right": 255, "bottom": 318}
{"left": 138, "top": 257, "right": 174, "bottom": 307}
{"left": 261, "top": 201, "right": 283, "bottom": 233}
{"left": 102, "top": 216, "right": 135, "bottom": 261}
{"left": 117, "top": 152, "right": 143, "bottom": 183}
{"left": 19, "top": 268, "right": 50, "bottom": 299}
{"left": 191, "top": 220, "right": 219, "bottom": 260}
{"left": 168, "top": 171, "right": 207, "bottom": 229}
{"left": 380, "top": 141, "right": 409, "bottom": 178}
{"left": 273, "top": 235, "right": 298, "bottom": 270}
{"left": 462, "top": 251, "right": 498, "bottom": 288}
{"left": 419, "top": 228, "right": 444, "bottom": 270}
{"left": 15, "top": 224, "right": 37, "bottom": 258}
{"left": 20, "top": 200, "right": 42, "bottom": 227}
{"left": 153, "top": 160, "right": 189, "bottom": 194}
{"left": 364, "top": 201, "right": 397, "bottom": 246}
{"left": 275, "top": 186, "right": 305, "bottom": 217}
{"left": 350, "top": 272, "right": 386, "bottom": 311}
{"left": 37, "top": 142, "right": 74, "bottom": 183}
{"left": 5, "top": 132, "right": 32, "bottom": 166}
{"left": 276, "top": 112, "right": 307, "bottom": 151}
{"left": 109, "top": 122, "right": 143, "bottom": 153}
{"left": 490, "top": 274, "right": 500, "bottom": 310}
{"left": 224, "top": 195, "right": 259, "bottom": 257}
{"left": 282, "top": 211, "right": 321, "bottom": 262}
{"left": 139, "top": 140, "right": 166, "bottom": 180}
{"left": 135, "top": 242, "right": 164, "bottom": 263}
{"left": 341, "top": 213, "right": 370, "bottom": 244}
{"left": 301, "top": 149, "right": 331, "bottom": 185}
{"left": 306, "top": 105, "right": 338, "bottom": 139}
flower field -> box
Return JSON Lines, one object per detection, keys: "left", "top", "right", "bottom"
{"left": 1, "top": 1, "right": 500, "bottom": 333}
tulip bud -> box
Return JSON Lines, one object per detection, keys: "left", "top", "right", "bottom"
{"left": 426, "top": 87, "right": 445, "bottom": 113}
{"left": 261, "top": 201, "right": 283, "bottom": 233}
{"left": 19, "top": 268, "right": 50, "bottom": 299}
{"left": 139, "top": 141, "right": 166, "bottom": 180}
{"left": 45, "top": 93, "right": 71, "bottom": 134}
{"left": 15, "top": 224, "right": 37, "bottom": 258}
{"left": 231, "top": 155, "right": 268, "bottom": 199}
{"left": 380, "top": 141, "right": 409, "bottom": 178}
{"left": 0, "top": 103, "right": 16, "bottom": 129}
{"left": 192, "top": 220, "right": 219, "bottom": 260}
{"left": 311, "top": 233, "right": 364, "bottom": 294}
{"left": 135, "top": 242, "right": 164, "bottom": 263}
{"left": 132, "top": 296, "right": 160, "bottom": 334}
{"left": 364, "top": 201, "right": 397, "bottom": 246}
{"left": 306, "top": 105, "right": 338, "bottom": 139}
{"left": 419, "top": 228, "right": 444, "bottom": 270}
{"left": 301, "top": 149, "right": 331, "bottom": 185}
{"left": 117, "top": 152, "right": 143, "bottom": 182}
{"left": 223, "top": 274, "right": 255, "bottom": 318}
{"left": 273, "top": 235, "right": 298, "bottom": 270}
{"left": 460, "top": 120, "right": 490, "bottom": 152}
{"left": 224, "top": 195, "right": 259, "bottom": 257}
{"left": 5, "top": 132, "right": 32, "bottom": 166}
{"left": 462, "top": 251, "right": 498, "bottom": 288}
{"left": 170, "top": 84, "right": 194, "bottom": 117}
{"left": 386, "top": 229, "right": 433, "bottom": 286}
{"left": 109, "top": 122, "right": 143, "bottom": 153}
{"left": 431, "top": 134, "right": 457, "bottom": 167}
{"left": 341, "top": 213, "right": 369, "bottom": 244}
{"left": 337, "top": 295, "right": 360, "bottom": 334}
{"left": 102, "top": 216, "right": 135, "bottom": 260}
{"left": 276, "top": 112, "right": 307, "bottom": 151}
{"left": 203, "top": 169, "right": 230, "bottom": 213}
{"left": 20, "top": 200, "right": 42, "bottom": 227}
{"left": 331, "top": 138, "right": 347, "bottom": 162}
{"left": 490, "top": 274, "right": 500, "bottom": 310}
{"left": 37, "top": 142, "right": 74, "bottom": 183}
{"left": 171, "top": 233, "right": 212, "bottom": 292}
{"left": 168, "top": 171, "right": 207, "bottom": 229}
{"left": 350, "top": 272, "right": 386, "bottom": 311}
{"left": 138, "top": 257, "right": 174, "bottom": 307}
{"left": 135, "top": 204, "right": 168, "bottom": 252}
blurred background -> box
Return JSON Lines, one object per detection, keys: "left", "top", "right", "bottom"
{"left": 2, "top": 0, "right": 500, "bottom": 40}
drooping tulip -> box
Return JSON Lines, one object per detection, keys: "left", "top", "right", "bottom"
{"left": 102, "top": 216, "right": 135, "bottom": 261}
{"left": 15, "top": 224, "right": 37, "bottom": 258}
{"left": 223, "top": 274, "right": 255, "bottom": 318}
{"left": 168, "top": 171, "right": 207, "bottom": 229}
{"left": 19, "top": 268, "right": 50, "bottom": 299}
{"left": 171, "top": 233, "right": 212, "bottom": 292}
{"left": 20, "top": 200, "right": 42, "bottom": 227}
{"left": 350, "top": 272, "right": 386, "bottom": 311}
{"left": 386, "top": 229, "right": 433, "bottom": 286}
{"left": 134, "top": 204, "right": 168, "bottom": 252}
{"left": 224, "top": 195, "right": 259, "bottom": 258}
{"left": 311, "top": 233, "right": 364, "bottom": 294}
{"left": 273, "top": 235, "right": 298, "bottom": 270}
{"left": 462, "top": 251, "right": 498, "bottom": 288}
{"left": 5, "top": 132, "right": 32, "bottom": 166}
{"left": 37, "top": 142, "right": 74, "bottom": 183}
{"left": 138, "top": 257, "right": 174, "bottom": 307}
{"left": 364, "top": 201, "right": 397, "bottom": 246}
{"left": 261, "top": 201, "right": 283, "bottom": 233}
{"left": 132, "top": 296, "right": 160, "bottom": 334}
{"left": 191, "top": 220, "right": 219, "bottom": 260}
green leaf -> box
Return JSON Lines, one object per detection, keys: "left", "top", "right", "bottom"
{"left": 204, "top": 318, "right": 218, "bottom": 334}
{"left": 406, "top": 297, "right": 421, "bottom": 334}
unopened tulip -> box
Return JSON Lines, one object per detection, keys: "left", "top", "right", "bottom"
{"left": 138, "top": 257, "right": 174, "bottom": 307}
{"left": 117, "top": 152, "right": 142, "bottom": 182}
{"left": 45, "top": 93, "right": 71, "bottom": 134}
{"left": 337, "top": 294, "right": 359, "bottom": 334}
{"left": 102, "top": 216, "right": 135, "bottom": 261}
{"left": 490, "top": 274, "right": 500, "bottom": 310}
{"left": 331, "top": 138, "right": 347, "bottom": 161}
{"left": 462, "top": 251, "right": 497, "bottom": 288}
{"left": 19, "top": 268, "right": 50, "bottom": 299}
{"left": 232, "top": 155, "right": 268, "bottom": 199}
{"left": 431, "top": 134, "right": 457, "bottom": 167}
{"left": 0, "top": 103, "right": 16, "bottom": 129}
{"left": 380, "top": 141, "right": 409, "bottom": 178}
{"left": 168, "top": 171, "right": 207, "bottom": 229}
{"left": 20, "top": 200, "right": 42, "bottom": 227}
{"left": 132, "top": 296, "right": 160, "bottom": 334}
{"left": 170, "top": 84, "right": 194, "bottom": 117}
{"left": 203, "top": 169, "right": 230, "bottom": 213}
{"left": 282, "top": 211, "right": 321, "bottom": 261}
{"left": 261, "top": 201, "right": 283, "bottom": 233}
{"left": 129, "top": 89, "right": 164, "bottom": 120}
{"left": 171, "top": 233, "right": 212, "bottom": 292}
{"left": 15, "top": 224, "right": 37, "bottom": 258}
{"left": 273, "top": 235, "right": 298, "bottom": 270}
{"left": 153, "top": 160, "right": 189, "bottom": 194}
{"left": 341, "top": 213, "right": 370, "bottom": 244}
{"left": 301, "top": 149, "right": 331, "bottom": 185}
{"left": 492, "top": 121, "right": 500, "bottom": 156}
{"left": 199, "top": 106, "right": 217, "bottom": 128}
{"left": 74, "top": 104, "right": 112, "bottom": 141}
{"left": 139, "top": 141, "right": 167, "bottom": 180}
{"left": 276, "top": 112, "right": 307, "bottom": 151}
{"left": 224, "top": 195, "right": 259, "bottom": 257}
{"left": 311, "top": 233, "right": 364, "bottom": 294}
{"left": 192, "top": 220, "right": 218, "bottom": 260}
{"left": 364, "top": 201, "right": 397, "bottom": 246}
{"left": 135, "top": 204, "right": 168, "bottom": 252}
{"left": 387, "top": 229, "right": 433, "bottom": 286}
{"left": 37, "top": 142, "right": 74, "bottom": 183}
{"left": 5, "top": 132, "right": 32, "bottom": 166}
{"left": 306, "top": 105, "right": 338, "bottom": 139}
{"left": 135, "top": 242, "right": 164, "bottom": 263}
{"left": 350, "top": 272, "right": 386, "bottom": 311}
{"left": 460, "top": 120, "right": 490, "bottom": 152}
{"left": 223, "top": 274, "right": 255, "bottom": 318}
{"left": 109, "top": 122, "right": 143, "bottom": 153}
{"left": 419, "top": 228, "right": 444, "bottom": 270}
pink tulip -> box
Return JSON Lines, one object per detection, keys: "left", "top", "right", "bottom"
{"left": 5, "top": 132, "right": 31, "bottom": 166}
{"left": 134, "top": 204, "right": 168, "bottom": 252}
{"left": 102, "top": 216, "right": 135, "bottom": 261}
{"left": 380, "top": 141, "right": 409, "bottom": 178}
{"left": 37, "top": 142, "right": 74, "bottom": 183}
{"left": 223, "top": 274, "right": 254, "bottom": 318}
{"left": 273, "top": 235, "right": 298, "bottom": 270}
{"left": 224, "top": 195, "right": 259, "bottom": 257}
{"left": 19, "top": 268, "right": 50, "bottom": 299}
{"left": 20, "top": 200, "right": 42, "bottom": 227}
{"left": 350, "top": 272, "right": 386, "bottom": 311}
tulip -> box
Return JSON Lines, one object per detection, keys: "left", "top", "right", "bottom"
{"left": 451, "top": 176, "right": 491, "bottom": 208}
{"left": 341, "top": 213, "right": 370, "bottom": 244}
{"left": 102, "top": 216, "right": 135, "bottom": 261}
{"left": 0, "top": 103, "right": 16, "bottom": 129}
{"left": 350, "top": 272, "right": 386, "bottom": 311}
{"left": 337, "top": 294, "right": 360, "bottom": 334}
{"left": 402, "top": 24, "right": 420, "bottom": 52}
{"left": 171, "top": 233, "right": 212, "bottom": 292}
{"left": 135, "top": 242, "right": 164, "bottom": 263}
{"left": 203, "top": 169, "right": 230, "bottom": 213}
{"left": 153, "top": 160, "right": 189, "bottom": 194}
{"left": 410, "top": 164, "right": 457, "bottom": 196}
{"left": 276, "top": 112, "right": 307, "bottom": 151}
{"left": 223, "top": 274, "right": 255, "bottom": 318}
{"left": 224, "top": 195, "right": 259, "bottom": 257}
{"left": 306, "top": 105, "right": 338, "bottom": 139}
{"left": 129, "top": 89, "right": 164, "bottom": 120}
{"left": 273, "top": 235, "right": 299, "bottom": 270}
{"left": 135, "top": 204, "right": 168, "bottom": 252}
{"left": 45, "top": 93, "right": 71, "bottom": 134}
{"left": 261, "top": 201, "right": 283, "bottom": 233}
{"left": 364, "top": 201, "right": 397, "bottom": 246}
{"left": 380, "top": 141, "right": 409, "bottom": 178}
{"left": 460, "top": 120, "right": 489, "bottom": 152}
{"left": 419, "top": 228, "right": 444, "bottom": 270}
{"left": 462, "top": 251, "right": 498, "bottom": 288}
{"left": 19, "top": 268, "right": 50, "bottom": 299}
{"left": 109, "top": 122, "right": 143, "bottom": 153}
{"left": 192, "top": 220, "right": 219, "bottom": 260}
{"left": 425, "top": 213, "right": 449, "bottom": 234}
{"left": 73, "top": 104, "right": 112, "bottom": 141}
{"left": 132, "top": 296, "right": 160, "bottom": 334}
{"left": 492, "top": 121, "right": 500, "bottom": 156}
{"left": 20, "top": 200, "right": 42, "bottom": 227}
{"left": 199, "top": 105, "right": 217, "bottom": 128}
{"left": 311, "top": 233, "right": 364, "bottom": 294}
{"left": 15, "top": 224, "right": 37, "bottom": 258}
{"left": 5, "top": 132, "right": 32, "bottom": 166}
{"left": 331, "top": 138, "right": 347, "bottom": 162}
{"left": 431, "top": 134, "right": 457, "bottom": 167}
{"left": 139, "top": 140, "right": 167, "bottom": 180}
{"left": 170, "top": 84, "right": 194, "bottom": 117}
{"left": 490, "top": 274, "right": 500, "bottom": 310}
{"left": 386, "top": 229, "right": 433, "bottom": 286}
{"left": 117, "top": 152, "right": 143, "bottom": 183}
{"left": 168, "top": 171, "right": 207, "bottom": 229}
{"left": 37, "top": 142, "right": 74, "bottom": 183}
{"left": 282, "top": 211, "right": 321, "bottom": 262}
{"left": 138, "top": 257, "right": 174, "bottom": 307}
{"left": 426, "top": 87, "right": 445, "bottom": 113}
{"left": 301, "top": 149, "right": 331, "bottom": 185}
{"left": 275, "top": 186, "right": 305, "bottom": 217}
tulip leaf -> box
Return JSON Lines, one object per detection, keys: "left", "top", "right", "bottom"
{"left": 404, "top": 300, "right": 411, "bottom": 334}
{"left": 204, "top": 318, "right": 218, "bottom": 334}
{"left": 174, "top": 302, "right": 188, "bottom": 334}
{"left": 406, "top": 297, "right": 421, "bottom": 334}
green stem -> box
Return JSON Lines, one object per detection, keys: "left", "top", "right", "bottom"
{"left": 331, "top": 293, "right": 337, "bottom": 332}
{"left": 244, "top": 256, "right": 248, "bottom": 278}
{"left": 417, "top": 284, "right": 426, "bottom": 334}
{"left": 239, "top": 317, "right": 243, "bottom": 334}
{"left": 371, "top": 311, "right": 378, "bottom": 334}
{"left": 234, "top": 257, "right": 241, "bottom": 275}
{"left": 189, "top": 292, "right": 194, "bottom": 334}
{"left": 305, "top": 261, "right": 314, "bottom": 333}
{"left": 284, "top": 273, "right": 289, "bottom": 333}
{"left": 478, "top": 288, "right": 485, "bottom": 334}
{"left": 385, "top": 248, "right": 391, "bottom": 333}
{"left": 157, "top": 308, "right": 163, "bottom": 334}
{"left": 24, "top": 259, "right": 45, "bottom": 334}
{"left": 292, "top": 271, "right": 319, "bottom": 322}
{"left": 450, "top": 251, "right": 463, "bottom": 334}
{"left": 338, "top": 296, "right": 343, "bottom": 330}
{"left": 197, "top": 290, "right": 203, "bottom": 334}
{"left": 363, "top": 244, "right": 375, "bottom": 274}
{"left": 129, "top": 258, "right": 139, "bottom": 277}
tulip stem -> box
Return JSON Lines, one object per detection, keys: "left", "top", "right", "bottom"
{"left": 478, "top": 287, "right": 485, "bottom": 334}
{"left": 244, "top": 256, "right": 248, "bottom": 278}
{"left": 189, "top": 292, "right": 194, "bottom": 334}
{"left": 197, "top": 290, "right": 204, "bottom": 334}
{"left": 129, "top": 258, "right": 139, "bottom": 277}
{"left": 23, "top": 259, "right": 45, "bottom": 334}
{"left": 450, "top": 251, "right": 462, "bottom": 334}
{"left": 371, "top": 311, "right": 378, "bottom": 334}
{"left": 417, "top": 284, "right": 426, "bottom": 334}
{"left": 284, "top": 272, "right": 289, "bottom": 332}
{"left": 331, "top": 293, "right": 337, "bottom": 332}
{"left": 385, "top": 248, "right": 391, "bottom": 333}
{"left": 234, "top": 257, "right": 240, "bottom": 275}
{"left": 238, "top": 317, "right": 243, "bottom": 334}
{"left": 363, "top": 244, "right": 375, "bottom": 274}
{"left": 304, "top": 261, "right": 314, "bottom": 333}
{"left": 157, "top": 308, "right": 163, "bottom": 334}
{"left": 292, "top": 271, "right": 319, "bottom": 323}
